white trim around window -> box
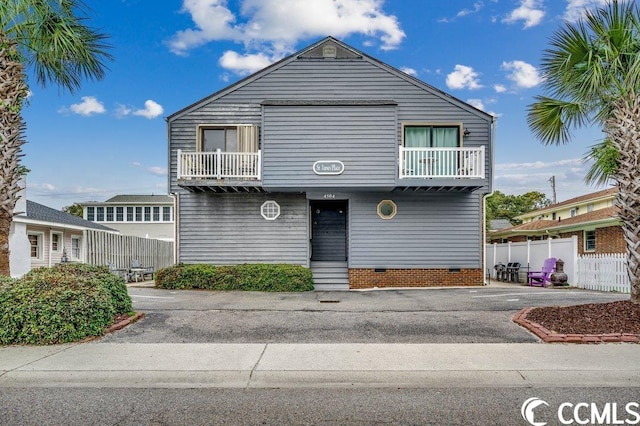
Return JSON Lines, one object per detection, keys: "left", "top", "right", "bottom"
{"left": 71, "top": 236, "right": 82, "bottom": 261}
{"left": 261, "top": 200, "right": 281, "bottom": 220}
{"left": 584, "top": 229, "right": 596, "bottom": 252}
{"left": 28, "top": 232, "right": 45, "bottom": 260}
{"left": 401, "top": 122, "right": 464, "bottom": 148}
{"left": 50, "top": 231, "right": 63, "bottom": 253}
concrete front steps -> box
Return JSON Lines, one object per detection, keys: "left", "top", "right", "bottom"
{"left": 310, "top": 261, "right": 349, "bottom": 291}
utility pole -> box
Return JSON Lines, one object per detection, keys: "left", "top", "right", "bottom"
{"left": 549, "top": 175, "right": 557, "bottom": 204}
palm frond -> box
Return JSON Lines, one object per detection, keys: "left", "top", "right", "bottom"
{"left": 527, "top": 96, "right": 588, "bottom": 145}
{"left": 4, "top": 0, "right": 112, "bottom": 93}
{"left": 582, "top": 138, "right": 619, "bottom": 186}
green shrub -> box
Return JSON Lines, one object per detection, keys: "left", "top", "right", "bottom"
{"left": 0, "top": 264, "right": 132, "bottom": 345}
{"left": 155, "top": 263, "right": 314, "bottom": 292}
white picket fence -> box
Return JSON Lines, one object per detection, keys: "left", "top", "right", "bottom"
{"left": 486, "top": 237, "right": 632, "bottom": 293}
{"left": 575, "top": 253, "right": 630, "bottom": 293}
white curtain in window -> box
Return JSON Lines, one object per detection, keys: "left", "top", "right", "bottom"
{"left": 238, "top": 125, "right": 259, "bottom": 152}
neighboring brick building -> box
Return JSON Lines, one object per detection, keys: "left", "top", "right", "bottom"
{"left": 489, "top": 187, "right": 623, "bottom": 255}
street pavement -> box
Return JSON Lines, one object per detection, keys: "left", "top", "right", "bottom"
{"left": 1, "top": 283, "right": 638, "bottom": 389}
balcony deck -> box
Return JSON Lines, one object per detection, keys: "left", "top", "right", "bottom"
{"left": 176, "top": 149, "right": 264, "bottom": 192}
{"left": 176, "top": 146, "right": 486, "bottom": 192}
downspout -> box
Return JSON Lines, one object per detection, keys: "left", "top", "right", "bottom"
{"left": 482, "top": 117, "right": 497, "bottom": 285}
{"left": 172, "top": 192, "right": 179, "bottom": 264}
{"left": 48, "top": 228, "right": 53, "bottom": 267}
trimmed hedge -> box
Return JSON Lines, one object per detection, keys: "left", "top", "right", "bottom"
{"left": 0, "top": 264, "right": 132, "bottom": 345}
{"left": 155, "top": 263, "right": 314, "bottom": 292}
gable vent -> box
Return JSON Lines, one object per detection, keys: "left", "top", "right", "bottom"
{"left": 322, "top": 44, "right": 337, "bottom": 58}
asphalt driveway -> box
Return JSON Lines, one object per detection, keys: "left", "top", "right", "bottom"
{"left": 99, "top": 283, "right": 628, "bottom": 344}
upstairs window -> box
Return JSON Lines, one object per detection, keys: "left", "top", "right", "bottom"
{"left": 163, "top": 206, "right": 172, "bottom": 222}
{"left": 403, "top": 124, "right": 461, "bottom": 148}
{"left": 198, "top": 124, "right": 259, "bottom": 153}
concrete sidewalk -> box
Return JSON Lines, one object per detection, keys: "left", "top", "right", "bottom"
{"left": 1, "top": 343, "right": 639, "bottom": 388}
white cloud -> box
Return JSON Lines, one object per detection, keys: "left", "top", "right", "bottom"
{"left": 446, "top": 65, "right": 483, "bottom": 90}
{"left": 457, "top": 1, "right": 484, "bottom": 17}
{"left": 494, "top": 158, "right": 595, "bottom": 201}
{"left": 28, "top": 182, "right": 57, "bottom": 192}
{"left": 496, "top": 158, "right": 582, "bottom": 171}
{"left": 467, "top": 98, "right": 485, "bottom": 111}
{"left": 67, "top": 96, "right": 106, "bottom": 116}
{"left": 400, "top": 67, "right": 417, "bottom": 77}
{"left": 466, "top": 98, "right": 500, "bottom": 117}
{"left": 168, "top": 0, "right": 240, "bottom": 55}
{"left": 494, "top": 84, "right": 507, "bottom": 93}
{"left": 115, "top": 104, "right": 132, "bottom": 119}
{"left": 219, "top": 51, "right": 274, "bottom": 75}
{"left": 502, "top": 60, "right": 543, "bottom": 88}
{"left": 147, "top": 166, "right": 168, "bottom": 176}
{"left": 168, "top": 0, "right": 405, "bottom": 74}
{"left": 563, "top": 0, "right": 609, "bottom": 22}
{"left": 133, "top": 100, "right": 164, "bottom": 119}
{"left": 503, "top": 0, "right": 545, "bottom": 28}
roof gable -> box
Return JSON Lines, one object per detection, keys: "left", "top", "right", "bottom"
{"left": 167, "top": 36, "right": 494, "bottom": 122}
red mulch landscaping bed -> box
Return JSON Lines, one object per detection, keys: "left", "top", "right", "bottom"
{"left": 525, "top": 301, "right": 640, "bottom": 335}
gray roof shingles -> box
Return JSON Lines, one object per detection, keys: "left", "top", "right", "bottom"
{"left": 25, "top": 200, "right": 116, "bottom": 231}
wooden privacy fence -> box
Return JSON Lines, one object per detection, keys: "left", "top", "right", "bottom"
{"left": 575, "top": 253, "right": 630, "bottom": 294}
{"left": 85, "top": 230, "right": 174, "bottom": 271}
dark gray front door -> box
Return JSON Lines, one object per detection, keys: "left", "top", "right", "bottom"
{"left": 311, "top": 201, "right": 347, "bottom": 261}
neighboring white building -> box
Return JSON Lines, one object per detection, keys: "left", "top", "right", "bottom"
{"left": 10, "top": 199, "right": 117, "bottom": 277}
{"left": 82, "top": 195, "right": 175, "bottom": 242}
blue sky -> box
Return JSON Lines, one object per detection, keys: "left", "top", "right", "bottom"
{"left": 22, "top": 0, "right": 612, "bottom": 209}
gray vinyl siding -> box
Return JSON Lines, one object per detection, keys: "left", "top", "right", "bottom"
{"left": 168, "top": 59, "right": 493, "bottom": 192}
{"left": 262, "top": 105, "right": 396, "bottom": 189}
{"left": 349, "top": 192, "right": 482, "bottom": 268}
{"left": 178, "top": 193, "right": 308, "bottom": 265}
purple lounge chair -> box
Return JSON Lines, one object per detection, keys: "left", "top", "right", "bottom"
{"left": 528, "top": 257, "right": 557, "bottom": 287}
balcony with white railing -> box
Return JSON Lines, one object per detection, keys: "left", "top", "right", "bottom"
{"left": 177, "top": 149, "right": 262, "bottom": 192}
{"left": 399, "top": 146, "right": 485, "bottom": 180}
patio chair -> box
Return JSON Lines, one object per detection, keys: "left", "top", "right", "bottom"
{"left": 528, "top": 258, "right": 557, "bottom": 287}
{"left": 130, "top": 259, "right": 154, "bottom": 282}
{"left": 107, "top": 261, "right": 130, "bottom": 281}
{"left": 494, "top": 263, "right": 506, "bottom": 280}
{"left": 506, "top": 262, "right": 521, "bottom": 283}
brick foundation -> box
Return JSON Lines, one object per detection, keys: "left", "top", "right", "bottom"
{"left": 348, "top": 268, "right": 484, "bottom": 289}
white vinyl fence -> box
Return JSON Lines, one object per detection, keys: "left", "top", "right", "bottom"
{"left": 485, "top": 237, "right": 578, "bottom": 284}
{"left": 85, "top": 230, "right": 174, "bottom": 272}
{"left": 575, "top": 253, "right": 630, "bottom": 293}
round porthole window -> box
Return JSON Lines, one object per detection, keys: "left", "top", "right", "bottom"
{"left": 261, "top": 200, "right": 280, "bottom": 220}
{"left": 377, "top": 200, "right": 397, "bottom": 219}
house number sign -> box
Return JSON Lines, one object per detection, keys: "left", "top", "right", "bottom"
{"left": 313, "top": 160, "right": 344, "bottom": 175}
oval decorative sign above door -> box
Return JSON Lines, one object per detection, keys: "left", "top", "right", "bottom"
{"left": 313, "top": 160, "right": 344, "bottom": 175}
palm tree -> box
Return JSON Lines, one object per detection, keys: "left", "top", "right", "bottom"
{"left": 0, "top": 0, "right": 111, "bottom": 276}
{"left": 528, "top": 0, "right": 640, "bottom": 304}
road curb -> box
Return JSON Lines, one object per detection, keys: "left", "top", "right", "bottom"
{"left": 513, "top": 307, "right": 640, "bottom": 344}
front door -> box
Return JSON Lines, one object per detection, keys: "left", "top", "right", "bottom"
{"left": 311, "top": 201, "right": 347, "bottom": 261}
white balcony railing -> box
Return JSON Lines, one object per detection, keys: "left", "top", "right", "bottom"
{"left": 399, "top": 146, "right": 485, "bottom": 179}
{"left": 177, "top": 149, "right": 261, "bottom": 180}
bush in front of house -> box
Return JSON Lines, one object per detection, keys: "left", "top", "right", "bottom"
{"left": 0, "top": 264, "right": 132, "bottom": 345}
{"left": 155, "top": 263, "right": 314, "bottom": 292}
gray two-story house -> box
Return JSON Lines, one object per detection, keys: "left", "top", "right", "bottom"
{"left": 167, "top": 37, "right": 494, "bottom": 290}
